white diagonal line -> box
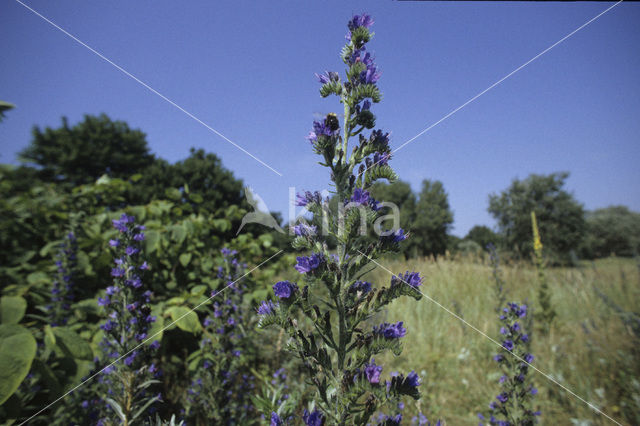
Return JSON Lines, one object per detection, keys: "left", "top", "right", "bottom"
{"left": 358, "top": 250, "right": 624, "bottom": 426}
{"left": 355, "top": 1, "right": 623, "bottom": 179}
{"left": 18, "top": 249, "right": 284, "bottom": 426}
{"left": 13, "top": 0, "right": 283, "bottom": 177}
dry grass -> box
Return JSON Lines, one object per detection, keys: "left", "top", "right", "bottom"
{"left": 363, "top": 255, "right": 640, "bottom": 425}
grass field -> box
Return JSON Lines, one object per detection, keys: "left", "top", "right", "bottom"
{"left": 362, "top": 255, "right": 640, "bottom": 425}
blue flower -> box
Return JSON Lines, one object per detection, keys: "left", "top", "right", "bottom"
{"left": 391, "top": 271, "right": 423, "bottom": 288}
{"left": 349, "top": 280, "right": 372, "bottom": 294}
{"left": 347, "top": 13, "right": 374, "bottom": 31}
{"left": 363, "top": 359, "right": 383, "bottom": 384}
{"left": 273, "top": 281, "right": 299, "bottom": 299}
{"left": 502, "top": 340, "right": 514, "bottom": 351}
{"left": 373, "top": 321, "right": 406, "bottom": 339}
{"left": 315, "top": 71, "right": 339, "bottom": 84}
{"left": 524, "top": 353, "right": 534, "bottom": 363}
{"left": 257, "top": 300, "right": 278, "bottom": 316}
{"left": 405, "top": 370, "right": 420, "bottom": 388}
{"left": 293, "top": 223, "right": 317, "bottom": 237}
{"left": 295, "top": 253, "right": 324, "bottom": 274}
{"left": 496, "top": 392, "right": 509, "bottom": 403}
{"left": 111, "top": 268, "right": 125, "bottom": 277}
{"left": 350, "top": 188, "right": 371, "bottom": 205}
{"left": 296, "top": 191, "right": 322, "bottom": 207}
{"left": 306, "top": 120, "right": 337, "bottom": 143}
{"left": 303, "top": 408, "right": 324, "bottom": 426}
{"left": 109, "top": 239, "right": 119, "bottom": 247}
{"left": 270, "top": 412, "right": 284, "bottom": 426}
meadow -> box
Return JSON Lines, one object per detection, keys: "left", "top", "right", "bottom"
{"left": 355, "top": 254, "right": 640, "bottom": 425}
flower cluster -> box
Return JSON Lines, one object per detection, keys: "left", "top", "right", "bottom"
{"left": 480, "top": 302, "right": 540, "bottom": 425}
{"left": 48, "top": 230, "right": 78, "bottom": 326}
{"left": 96, "top": 213, "right": 160, "bottom": 424}
{"left": 183, "top": 248, "right": 257, "bottom": 424}
{"left": 257, "top": 13, "right": 432, "bottom": 424}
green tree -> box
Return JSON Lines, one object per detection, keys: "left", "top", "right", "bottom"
{"left": 135, "top": 148, "right": 247, "bottom": 214}
{"left": 581, "top": 206, "right": 640, "bottom": 258}
{"left": 370, "top": 179, "right": 453, "bottom": 258}
{"left": 464, "top": 225, "right": 499, "bottom": 250}
{"left": 488, "top": 172, "right": 585, "bottom": 262}
{"left": 411, "top": 179, "right": 454, "bottom": 257}
{"left": 19, "top": 114, "right": 155, "bottom": 185}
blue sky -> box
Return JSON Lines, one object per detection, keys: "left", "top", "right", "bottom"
{"left": 1, "top": 1, "right": 639, "bottom": 237}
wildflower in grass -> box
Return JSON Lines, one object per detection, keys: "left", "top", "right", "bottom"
{"left": 96, "top": 213, "right": 160, "bottom": 424}
{"left": 183, "top": 248, "right": 257, "bottom": 424}
{"left": 479, "top": 302, "right": 540, "bottom": 425}
{"left": 258, "top": 13, "right": 438, "bottom": 425}
{"left": 531, "top": 211, "right": 556, "bottom": 334}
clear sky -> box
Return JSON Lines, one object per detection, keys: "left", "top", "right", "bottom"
{"left": 1, "top": 1, "right": 639, "bottom": 237}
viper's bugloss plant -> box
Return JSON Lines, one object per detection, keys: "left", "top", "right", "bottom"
{"left": 479, "top": 302, "right": 539, "bottom": 426}
{"left": 183, "top": 248, "right": 258, "bottom": 425}
{"left": 531, "top": 212, "right": 555, "bottom": 334}
{"left": 258, "top": 14, "right": 428, "bottom": 425}
{"left": 48, "top": 230, "right": 78, "bottom": 326}
{"left": 97, "top": 213, "right": 161, "bottom": 425}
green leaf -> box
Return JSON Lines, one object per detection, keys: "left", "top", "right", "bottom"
{"left": 0, "top": 324, "right": 36, "bottom": 405}
{"left": 145, "top": 230, "right": 161, "bottom": 254}
{"left": 52, "top": 327, "right": 93, "bottom": 360}
{"left": 0, "top": 296, "right": 27, "bottom": 324}
{"left": 170, "top": 225, "right": 187, "bottom": 245}
{"left": 166, "top": 306, "right": 202, "bottom": 334}
{"left": 179, "top": 253, "right": 192, "bottom": 267}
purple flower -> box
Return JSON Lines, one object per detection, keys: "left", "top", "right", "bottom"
{"left": 363, "top": 359, "right": 382, "bottom": 384}
{"left": 405, "top": 370, "right": 420, "bottom": 388}
{"left": 315, "top": 71, "right": 339, "bottom": 84}
{"left": 105, "top": 286, "right": 119, "bottom": 295}
{"left": 493, "top": 354, "right": 504, "bottom": 363}
{"left": 496, "top": 392, "right": 509, "bottom": 403}
{"left": 384, "top": 228, "right": 407, "bottom": 243}
{"left": 502, "top": 340, "right": 514, "bottom": 351}
{"left": 125, "top": 246, "right": 139, "bottom": 256}
{"left": 133, "top": 233, "right": 145, "bottom": 241}
{"left": 150, "top": 340, "right": 160, "bottom": 350}
{"left": 296, "top": 191, "right": 322, "bottom": 207}
{"left": 273, "top": 281, "right": 299, "bottom": 299}
{"left": 349, "top": 280, "right": 372, "bottom": 294}
{"left": 524, "top": 353, "right": 534, "bottom": 363}
{"left": 293, "top": 223, "right": 317, "bottom": 237}
{"left": 500, "top": 327, "right": 507, "bottom": 335}
{"left": 98, "top": 297, "right": 110, "bottom": 307}
{"left": 303, "top": 409, "right": 324, "bottom": 426}
{"left": 521, "top": 333, "right": 529, "bottom": 343}
{"left": 306, "top": 120, "right": 337, "bottom": 143}
{"left": 109, "top": 239, "right": 119, "bottom": 247}
{"left": 271, "top": 412, "right": 284, "bottom": 426}
{"left": 531, "top": 387, "right": 538, "bottom": 395}
{"left": 350, "top": 188, "right": 371, "bottom": 206}
{"left": 372, "top": 151, "right": 390, "bottom": 167}
{"left": 124, "top": 351, "right": 137, "bottom": 366}
{"left": 360, "top": 64, "right": 381, "bottom": 84}
{"left": 391, "top": 271, "right": 423, "bottom": 288}
{"left": 111, "top": 268, "right": 125, "bottom": 277}
{"left": 373, "top": 321, "right": 406, "bottom": 339}
{"left": 295, "top": 253, "right": 324, "bottom": 274}
{"left": 257, "top": 300, "right": 278, "bottom": 316}
{"left": 348, "top": 13, "right": 374, "bottom": 31}
{"left": 126, "top": 276, "right": 142, "bottom": 288}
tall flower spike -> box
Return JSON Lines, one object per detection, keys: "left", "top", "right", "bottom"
{"left": 257, "top": 14, "right": 438, "bottom": 424}
{"left": 95, "top": 213, "right": 160, "bottom": 424}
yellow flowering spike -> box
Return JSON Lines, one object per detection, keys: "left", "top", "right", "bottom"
{"left": 531, "top": 211, "right": 543, "bottom": 254}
